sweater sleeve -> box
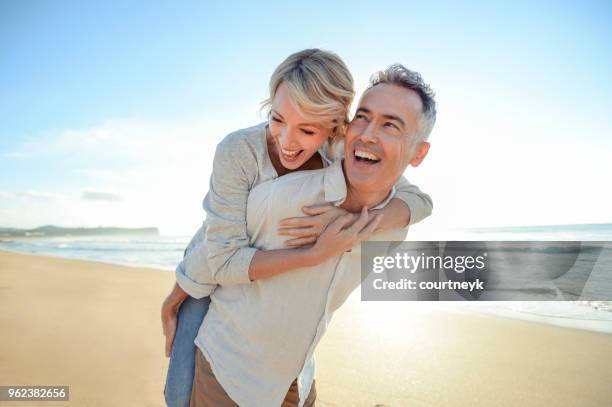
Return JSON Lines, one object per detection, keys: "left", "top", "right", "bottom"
{"left": 175, "top": 223, "right": 216, "bottom": 298}
{"left": 187, "top": 134, "right": 259, "bottom": 285}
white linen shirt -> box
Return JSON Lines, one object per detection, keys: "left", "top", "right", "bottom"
{"left": 183, "top": 160, "right": 407, "bottom": 406}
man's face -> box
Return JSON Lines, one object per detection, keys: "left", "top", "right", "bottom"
{"left": 344, "top": 83, "right": 429, "bottom": 196}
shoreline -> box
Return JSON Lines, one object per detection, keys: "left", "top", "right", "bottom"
{"left": 1, "top": 243, "right": 610, "bottom": 335}
{"left": 0, "top": 240, "right": 178, "bottom": 272}
{"left": 0, "top": 247, "right": 175, "bottom": 273}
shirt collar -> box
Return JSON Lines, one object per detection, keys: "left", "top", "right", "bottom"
{"left": 323, "top": 160, "right": 396, "bottom": 210}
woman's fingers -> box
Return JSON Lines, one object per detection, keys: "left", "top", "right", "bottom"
{"left": 346, "top": 207, "right": 369, "bottom": 235}
{"left": 328, "top": 213, "right": 355, "bottom": 233}
{"left": 357, "top": 213, "right": 384, "bottom": 241}
{"left": 301, "top": 203, "right": 334, "bottom": 215}
{"left": 284, "top": 235, "right": 317, "bottom": 247}
{"left": 278, "top": 226, "right": 316, "bottom": 237}
{"left": 279, "top": 216, "right": 310, "bottom": 228}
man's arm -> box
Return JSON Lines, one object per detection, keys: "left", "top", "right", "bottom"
{"left": 161, "top": 282, "right": 189, "bottom": 357}
{"left": 386, "top": 175, "right": 433, "bottom": 226}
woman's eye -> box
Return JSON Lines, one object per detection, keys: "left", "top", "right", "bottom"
{"left": 271, "top": 116, "right": 282, "bottom": 123}
{"left": 301, "top": 129, "right": 315, "bottom": 136}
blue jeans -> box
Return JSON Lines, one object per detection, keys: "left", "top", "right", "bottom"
{"left": 164, "top": 295, "right": 211, "bottom": 407}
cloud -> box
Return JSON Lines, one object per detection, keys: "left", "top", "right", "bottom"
{"left": 0, "top": 190, "right": 64, "bottom": 200}
{"left": 82, "top": 191, "right": 122, "bottom": 202}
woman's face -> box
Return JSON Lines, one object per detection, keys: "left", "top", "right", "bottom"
{"left": 268, "top": 82, "right": 333, "bottom": 170}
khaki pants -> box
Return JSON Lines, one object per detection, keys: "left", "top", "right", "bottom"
{"left": 190, "top": 348, "right": 316, "bottom": 407}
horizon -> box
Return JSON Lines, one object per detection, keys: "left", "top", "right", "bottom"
{"left": 2, "top": 221, "right": 612, "bottom": 238}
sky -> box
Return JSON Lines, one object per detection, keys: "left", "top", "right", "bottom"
{"left": 1, "top": 1, "right": 611, "bottom": 235}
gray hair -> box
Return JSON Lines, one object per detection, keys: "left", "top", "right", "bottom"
{"left": 368, "top": 64, "right": 436, "bottom": 141}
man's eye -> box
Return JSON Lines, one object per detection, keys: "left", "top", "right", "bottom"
{"left": 384, "top": 122, "right": 399, "bottom": 130}
{"left": 355, "top": 114, "right": 367, "bottom": 120}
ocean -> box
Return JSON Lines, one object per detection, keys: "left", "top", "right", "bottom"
{"left": 1, "top": 223, "right": 611, "bottom": 334}
{"left": 0, "top": 234, "right": 188, "bottom": 271}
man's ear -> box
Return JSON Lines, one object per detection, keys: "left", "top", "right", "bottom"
{"left": 409, "top": 142, "right": 430, "bottom": 167}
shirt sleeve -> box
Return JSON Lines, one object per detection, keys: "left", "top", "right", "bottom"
{"left": 183, "top": 223, "right": 205, "bottom": 257}
{"left": 196, "top": 135, "right": 258, "bottom": 285}
{"left": 393, "top": 176, "right": 433, "bottom": 225}
{"left": 174, "top": 223, "right": 216, "bottom": 298}
{"left": 176, "top": 236, "right": 218, "bottom": 298}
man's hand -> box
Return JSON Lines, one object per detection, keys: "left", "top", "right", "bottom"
{"left": 161, "top": 283, "right": 188, "bottom": 357}
{"left": 308, "top": 207, "right": 382, "bottom": 262}
{"left": 278, "top": 204, "right": 349, "bottom": 247}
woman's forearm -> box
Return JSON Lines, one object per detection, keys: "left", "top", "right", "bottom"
{"left": 248, "top": 247, "right": 321, "bottom": 281}
{"left": 370, "top": 197, "right": 411, "bottom": 230}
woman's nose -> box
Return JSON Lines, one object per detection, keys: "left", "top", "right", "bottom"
{"left": 279, "top": 128, "right": 298, "bottom": 147}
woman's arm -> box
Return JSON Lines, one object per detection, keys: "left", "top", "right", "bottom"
{"left": 279, "top": 176, "right": 432, "bottom": 247}
{"left": 248, "top": 209, "right": 381, "bottom": 280}
{"left": 199, "top": 135, "right": 258, "bottom": 285}
{"left": 184, "top": 132, "right": 380, "bottom": 286}
{"left": 183, "top": 202, "right": 381, "bottom": 283}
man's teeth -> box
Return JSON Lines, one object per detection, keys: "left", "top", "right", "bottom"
{"left": 282, "top": 148, "right": 301, "bottom": 157}
{"left": 354, "top": 149, "right": 380, "bottom": 162}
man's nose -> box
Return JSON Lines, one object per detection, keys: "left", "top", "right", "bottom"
{"left": 359, "top": 122, "right": 379, "bottom": 143}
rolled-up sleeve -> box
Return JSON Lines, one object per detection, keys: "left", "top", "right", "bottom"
{"left": 176, "top": 260, "right": 216, "bottom": 299}
{"left": 198, "top": 136, "right": 258, "bottom": 285}
{"left": 393, "top": 175, "right": 433, "bottom": 225}
{"left": 175, "top": 224, "right": 216, "bottom": 298}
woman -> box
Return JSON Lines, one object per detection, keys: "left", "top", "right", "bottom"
{"left": 162, "top": 49, "right": 432, "bottom": 407}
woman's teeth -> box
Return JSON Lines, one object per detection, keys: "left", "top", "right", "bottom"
{"left": 282, "top": 148, "right": 301, "bottom": 157}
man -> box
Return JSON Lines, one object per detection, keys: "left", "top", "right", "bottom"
{"left": 169, "top": 64, "right": 435, "bottom": 406}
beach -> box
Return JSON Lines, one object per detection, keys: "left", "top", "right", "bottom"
{"left": 1, "top": 250, "right": 611, "bottom": 406}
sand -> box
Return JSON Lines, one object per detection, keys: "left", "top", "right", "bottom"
{"left": 1, "top": 250, "right": 611, "bottom": 406}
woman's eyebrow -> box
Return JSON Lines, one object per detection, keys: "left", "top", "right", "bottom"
{"left": 272, "top": 109, "right": 319, "bottom": 128}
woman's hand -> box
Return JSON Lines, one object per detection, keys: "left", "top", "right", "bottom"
{"left": 309, "top": 207, "right": 383, "bottom": 262}
{"left": 161, "top": 283, "right": 188, "bottom": 357}
{"left": 279, "top": 204, "right": 349, "bottom": 247}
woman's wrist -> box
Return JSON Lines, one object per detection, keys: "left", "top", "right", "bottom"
{"left": 305, "top": 244, "right": 334, "bottom": 266}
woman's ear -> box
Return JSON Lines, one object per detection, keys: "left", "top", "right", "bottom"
{"left": 328, "top": 126, "right": 338, "bottom": 141}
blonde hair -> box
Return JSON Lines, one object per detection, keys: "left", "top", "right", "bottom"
{"left": 261, "top": 49, "right": 354, "bottom": 140}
